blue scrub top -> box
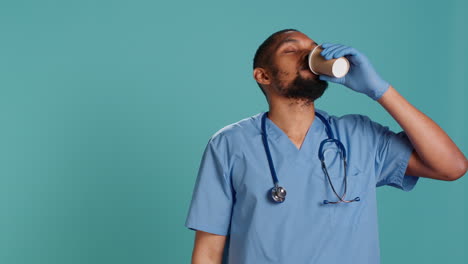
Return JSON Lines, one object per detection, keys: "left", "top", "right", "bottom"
{"left": 185, "top": 108, "right": 420, "bottom": 264}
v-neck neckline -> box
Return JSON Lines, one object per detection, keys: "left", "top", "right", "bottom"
{"left": 263, "top": 111, "right": 322, "bottom": 154}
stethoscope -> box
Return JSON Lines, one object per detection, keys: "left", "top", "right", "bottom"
{"left": 261, "top": 111, "right": 361, "bottom": 205}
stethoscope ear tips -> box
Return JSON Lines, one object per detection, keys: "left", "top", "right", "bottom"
{"left": 354, "top": 197, "right": 360, "bottom": 201}
{"left": 323, "top": 200, "right": 329, "bottom": 204}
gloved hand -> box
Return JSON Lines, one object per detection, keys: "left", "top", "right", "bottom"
{"left": 318, "top": 43, "right": 390, "bottom": 101}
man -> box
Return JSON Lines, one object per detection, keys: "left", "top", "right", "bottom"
{"left": 184, "top": 29, "right": 468, "bottom": 264}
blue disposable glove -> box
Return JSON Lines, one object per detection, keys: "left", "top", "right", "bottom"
{"left": 318, "top": 43, "right": 390, "bottom": 100}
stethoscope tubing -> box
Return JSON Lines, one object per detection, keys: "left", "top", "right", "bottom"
{"left": 261, "top": 111, "right": 360, "bottom": 204}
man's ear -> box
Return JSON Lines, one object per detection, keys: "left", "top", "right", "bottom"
{"left": 253, "top": 67, "right": 271, "bottom": 86}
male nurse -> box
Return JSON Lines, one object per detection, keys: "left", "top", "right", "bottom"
{"left": 184, "top": 29, "right": 468, "bottom": 264}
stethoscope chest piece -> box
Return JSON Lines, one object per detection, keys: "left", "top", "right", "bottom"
{"left": 271, "top": 184, "right": 287, "bottom": 203}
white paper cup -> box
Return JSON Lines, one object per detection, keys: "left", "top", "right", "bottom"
{"left": 308, "top": 45, "right": 350, "bottom": 78}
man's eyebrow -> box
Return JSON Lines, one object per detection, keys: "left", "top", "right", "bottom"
{"left": 276, "top": 38, "right": 299, "bottom": 49}
{"left": 276, "top": 38, "right": 318, "bottom": 50}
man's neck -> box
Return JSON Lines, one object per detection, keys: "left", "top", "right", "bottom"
{"left": 267, "top": 97, "right": 316, "bottom": 148}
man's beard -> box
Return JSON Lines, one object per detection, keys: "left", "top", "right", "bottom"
{"left": 272, "top": 69, "right": 328, "bottom": 104}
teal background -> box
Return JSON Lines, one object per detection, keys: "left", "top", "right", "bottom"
{"left": 0, "top": 0, "right": 466, "bottom": 263}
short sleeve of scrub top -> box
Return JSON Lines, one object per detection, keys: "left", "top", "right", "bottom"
{"left": 185, "top": 132, "right": 235, "bottom": 236}
{"left": 355, "top": 114, "right": 420, "bottom": 191}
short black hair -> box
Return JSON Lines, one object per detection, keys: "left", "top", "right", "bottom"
{"left": 253, "top": 28, "right": 300, "bottom": 97}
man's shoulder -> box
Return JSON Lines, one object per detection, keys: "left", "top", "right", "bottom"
{"left": 207, "top": 110, "right": 377, "bottom": 143}
{"left": 317, "top": 108, "right": 370, "bottom": 126}
{"left": 209, "top": 112, "right": 263, "bottom": 143}
{"left": 315, "top": 108, "right": 380, "bottom": 136}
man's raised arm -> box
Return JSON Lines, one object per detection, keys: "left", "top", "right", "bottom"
{"left": 377, "top": 85, "right": 467, "bottom": 181}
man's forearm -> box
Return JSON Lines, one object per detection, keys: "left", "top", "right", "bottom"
{"left": 377, "top": 85, "right": 468, "bottom": 178}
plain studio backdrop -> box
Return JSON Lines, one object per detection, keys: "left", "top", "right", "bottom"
{"left": 0, "top": 0, "right": 466, "bottom": 263}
